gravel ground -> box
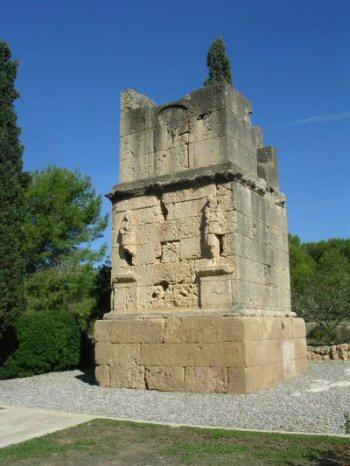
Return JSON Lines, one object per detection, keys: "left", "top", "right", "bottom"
{"left": 0, "top": 362, "right": 349, "bottom": 435}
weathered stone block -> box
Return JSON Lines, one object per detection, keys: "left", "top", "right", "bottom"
{"left": 145, "top": 366, "right": 184, "bottom": 392}
{"left": 292, "top": 318, "right": 306, "bottom": 339}
{"left": 133, "top": 242, "right": 162, "bottom": 266}
{"left": 244, "top": 339, "right": 282, "bottom": 366}
{"left": 161, "top": 241, "right": 180, "bottom": 263}
{"left": 184, "top": 367, "right": 227, "bottom": 393}
{"left": 94, "top": 320, "right": 110, "bottom": 342}
{"left": 141, "top": 343, "right": 196, "bottom": 366}
{"left": 281, "top": 341, "right": 297, "bottom": 379}
{"left": 170, "top": 283, "right": 198, "bottom": 307}
{"left": 189, "top": 138, "right": 223, "bottom": 168}
{"left": 95, "top": 365, "right": 110, "bottom": 387}
{"left": 163, "top": 217, "right": 201, "bottom": 242}
{"left": 162, "top": 184, "right": 216, "bottom": 204}
{"left": 228, "top": 361, "right": 286, "bottom": 394}
{"left": 108, "top": 318, "right": 165, "bottom": 344}
{"left": 179, "top": 237, "right": 201, "bottom": 260}
{"left": 109, "top": 365, "right": 146, "bottom": 389}
{"left": 257, "top": 146, "right": 280, "bottom": 191}
{"left": 120, "top": 130, "right": 153, "bottom": 159}
{"left": 116, "top": 195, "right": 159, "bottom": 213}
{"left": 245, "top": 362, "right": 284, "bottom": 393}
{"left": 294, "top": 337, "right": 307, "bottom": 359}
{"left": 95, "top": 342, "right": 113, "bottom": 365}
{"left": 114, "top": 283, "right": 139, "bottom": 312}
{"left": 136, "top": 205, "right": 163, "bottom": 224}
{"left": 168, "top": 198, "right": 206, "bottom": 220}
{"left": 112, "top": 343, "right": 141, "bottom": 366}
{"left": 226, "top": 367, "right": 247, "bottom": 393}
{"left": 221, "top": 233, "right": 237, "bottom": 258}
{"left": 164, "top": 316, "right": 243, "bottom": 344}
{"left": 198, "top": 267, "right": 233, "bottom": 309}
{"left": 194, "top": 342, "right": 245, "bottom": 367}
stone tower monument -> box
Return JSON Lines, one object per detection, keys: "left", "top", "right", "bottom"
{"left": 94, "top": 80, "right": 308, "bottom": 393}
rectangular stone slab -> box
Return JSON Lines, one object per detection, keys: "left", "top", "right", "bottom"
{"left": 95, "top": 314, "right": 308, "bottom": 394}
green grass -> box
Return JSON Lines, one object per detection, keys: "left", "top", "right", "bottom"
{"left": 0, "top": 418, "right": 349, "bottom": 465}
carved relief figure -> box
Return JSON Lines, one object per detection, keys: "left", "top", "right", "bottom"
{"left": 119, "top": 210, "right": 137, "bottom": 265}
{"left": 204, "top": 197, "right": 226, "bottom": 261}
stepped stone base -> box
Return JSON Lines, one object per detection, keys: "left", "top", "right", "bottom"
{"left": 94, "top": 313, "right": 308, "bottom": 394}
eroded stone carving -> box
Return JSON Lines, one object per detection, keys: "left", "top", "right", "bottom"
{"left": 161, "top": 241, "right": 180, "bottom": 263}
{"left": 203, "top": 197, "right": 226, "bottom": 262}
{"left": 119, "top": 210, "right": 137, "bottom": 265}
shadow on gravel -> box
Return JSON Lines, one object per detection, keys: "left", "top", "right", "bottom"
{"left": 75, "top": 369, "right": 97, "bottom": 386}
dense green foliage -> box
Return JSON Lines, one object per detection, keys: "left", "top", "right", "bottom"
{"left": 204, "top": 37, "right": 233, "bottom": 86}
{"left": 0, "top": 164, "right": 110, "bottom": 376}
{"left": 91, "top": 261, "right": 111, "bottom": 323}
{"left": 290, "top": 235, "right": 350, "bottom": 343}
{"left": 23, "top": 166, "right": 109, "bottom": 331}
{"left": 0, "top": 310, "right": 80, "bottom": 379}
{"left": 289, "top": 234, "right": 316, "bottom": 292}
{"left": 24, "top": 166, "right": 108, "bottom": 273}
{"left": 0, "top": 42, "right": 26, "bottom": 350}
{"left": 25, "top": 260, "right": 98, "bottom": 332}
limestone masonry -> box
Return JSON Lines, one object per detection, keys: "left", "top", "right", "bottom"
{"left": 95, "top": 81, "right": 308, "bottom": 393}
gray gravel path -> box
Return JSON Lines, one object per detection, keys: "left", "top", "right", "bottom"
{"left": 0, "top": 362, "right": 349, "bottom": 435}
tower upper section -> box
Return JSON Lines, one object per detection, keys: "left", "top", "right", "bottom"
{"left": 119, "top": 81, "right": 279, "bottom": 191}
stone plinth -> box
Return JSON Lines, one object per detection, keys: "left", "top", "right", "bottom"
{"left": 95, "top": 80, "right": 308, "bottom": 393}
{"left": 95, "top": 314, "right": 307, "bottom": 393}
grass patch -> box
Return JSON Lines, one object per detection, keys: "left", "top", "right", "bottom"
{"left": 0, "top": 418, "right": 349, "bottom": 465}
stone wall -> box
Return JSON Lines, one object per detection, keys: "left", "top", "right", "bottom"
{"left": 110, "top": 172, "right": 291, "bottom": 315}
{"left": 95, "top": 315, "right": 307, "bottom": 393}
{"left": 233, "top": 179, "right": 290, "bottom": 312}
{"left": 307, "top": 344, "right": 350, "bottom": 361}
{"left": 120, "top": 82, "right": 264, "bottom": 182}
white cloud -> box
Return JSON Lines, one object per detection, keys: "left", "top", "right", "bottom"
{"left": 269, "top": 112, "right": 350, "bottom": 129}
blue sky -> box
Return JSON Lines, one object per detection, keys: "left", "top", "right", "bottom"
{"left": 1, "top": 0, "right": 349, "bottom": 253}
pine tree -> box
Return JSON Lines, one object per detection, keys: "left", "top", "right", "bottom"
{"left": 204, "top": 37, "right": 233, "bottom": 86}
{"left": 0, "top": 42, "right": 26, "bottom": 355}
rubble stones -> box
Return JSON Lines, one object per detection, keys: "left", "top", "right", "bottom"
{"left": 307, "top": 344, "right": 350, "bottom": 361}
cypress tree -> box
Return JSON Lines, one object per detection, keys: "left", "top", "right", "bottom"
{"left": 204, "top": 37, "right": 233, "bottom": 86}
{"left": 0, "top": 42, "right": 25, "bottom": 358}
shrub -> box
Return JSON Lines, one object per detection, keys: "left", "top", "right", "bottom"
{"left": 0, "top": 310, "right": 81, "bottom": 379}
{"left": 307, "top": 324, "right": 350, "bottom": 346}
{"left": 25, "top": 261, "right": 98, "bottom": 332}
{"left": 290, "top": 235, "right": 350, "bottom": 342}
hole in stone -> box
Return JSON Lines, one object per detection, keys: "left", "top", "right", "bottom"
{"left": 196, "top": 111, "right": 211, "bottom": 120}
{"left": 263, "top": 264, "right": 271, "bottom": 285}
{"left": 160, "top": 199, "right": 168, "bottom": 220}
{"left": 218, "top": 234, "right": 224, "bottom": 256}
{"left": 156, "top": 281, "right": 169, "bottom": 292}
